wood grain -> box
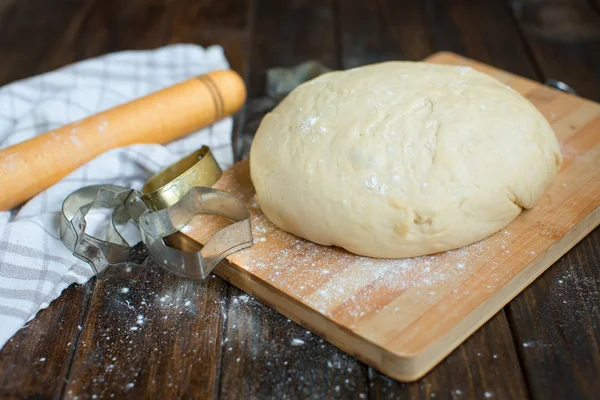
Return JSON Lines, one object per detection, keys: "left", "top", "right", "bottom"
{"left": 369, "top": 313, "right": 528, "bottom": 400}
{"left": 218, "top": 287, "right": 370, "bottom": 399}
{"left": 510, "top": 0, "right": 600, "bottom": 101}
{"left": 0, "top": 70, "right": 246, "bottom": 211}
{"left": 0, "top": 1, "right": 99, "bottom": 397}
{"left": 338, "top": 0, "right": 433, "bottom": 68}
{"left": 428, "top": 0, "right": 540, "bottom": 81}
{"left": 0, "top": 283, "right": 92, "bottom": 399}
{"left": 508, "top": 228, "right": 600, "bottom": 400}
{"left": 507, "top": 2, "right": 600, "bottom": 398}
{"left": 185, "top": 52, "right": 600, "bottom": 381}
{"left": 248, "top": 0, "right": 338, "bottom": 96}
{"left": 64, "top": 266, "right": 228, "bottom": 399}
{"left": 0, "top": 0, "right": 95, "bottom": 86}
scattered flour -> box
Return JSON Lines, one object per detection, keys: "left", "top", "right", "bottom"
{"left": 228, "top": 186, "right": 512, "bottom": 329}
{"left": 116, "top": 165, "right": 555, "bottom": 399}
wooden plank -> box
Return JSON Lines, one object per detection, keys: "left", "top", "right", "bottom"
{"left": 218, "top": 287, "right": 370, "bottom": 399}
{"left": 184, "top": 52, "right": 600, "bottom": 382}
{"left": 338, "top": 0, "right": 433, "bottom": 68}
{"left": 369, "top": 313, "right": 528, "bottom": 400}
{"left": 247, "top": 0, "right": 337, "bottom": 97}
{"left": 0, "top": 284, "right": 92, "bottom": 399}
{"left": 510, "top": 0, "right": 600, "bottom": 101}
{"left": 64, "top": 267, "right": 228, "bottom": 399}
{"left": 428, "top": 0, "right": 539, "bottom": 80}
{"left": 507, "top": 228, "right": 600, "bottom": 400}
{"left": 59, "top": 0, "right": 250, "bottom": 398}
{"left": 71, "top": 0, "right": 174, "bottom": 56}
{"left": 0, "top": 1, "right": 98, "bottom": 397}
{"left": 0, "top": 0, "right": 97, "bottom": 85}
{"left": 507, "top": 2, "right": 600, "bottom": 398}
{"left": 338, "top": 0, "right": 532, "bottom": 395}
{"left": 217, "top": 0, "right": 371, "bottom": 397}
{"left": 166, "top": 0, "right": 250, "bottom": 75}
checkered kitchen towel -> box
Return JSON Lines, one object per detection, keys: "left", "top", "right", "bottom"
{"left": 0, "top": 44, "right": 234, "bottom": 349}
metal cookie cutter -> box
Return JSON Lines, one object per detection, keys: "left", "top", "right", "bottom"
{"left": 139, "top": 186, "right": 252, "bottom": 279}
{"left": 545, "top": 79, "right": 577, "bottom": 95}
{"left": 141, "top": 146, "right": 222, "bottom": 210}
{"left": 59, "top": 146, "right": 253, "bottom": 280}
{"left": 60, "top": 184, "right": 133, "bottom": 270}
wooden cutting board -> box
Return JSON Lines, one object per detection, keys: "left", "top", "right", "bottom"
{"left": 182, "top": 52, "right": 600, "bottom": 382}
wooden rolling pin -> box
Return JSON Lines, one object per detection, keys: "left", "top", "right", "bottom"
{"left": 0, "top": 70, "right": 246, "bottom": 211}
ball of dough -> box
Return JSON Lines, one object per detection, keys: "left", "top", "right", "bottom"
{"left": 249, "top": 62, "right": 561, "bottom": 258}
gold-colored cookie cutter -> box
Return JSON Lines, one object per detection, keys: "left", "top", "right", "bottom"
{"left": 141, "top": 146, "right": 222, "bottom": 210}
{"left": 59, "top": 146, "right": 253, "bottom": 280}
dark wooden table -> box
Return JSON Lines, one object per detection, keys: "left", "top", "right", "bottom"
{"left": 0, "top": 0, "right": 599, "bottom": 399}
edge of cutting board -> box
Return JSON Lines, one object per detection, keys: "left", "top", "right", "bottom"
{"left": 205, "top": 51, "right": 600, "bottom": 382}
{"left": 212, "top": 190, "right": 599, "bottom": 382}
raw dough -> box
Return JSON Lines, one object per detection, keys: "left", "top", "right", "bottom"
{"left": 249, "top": 62, "right": 562, "bottom": 258}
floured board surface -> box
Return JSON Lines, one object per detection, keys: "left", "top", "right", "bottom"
{"left": 183, "top": 52, "right": 600, "bottom": 381}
